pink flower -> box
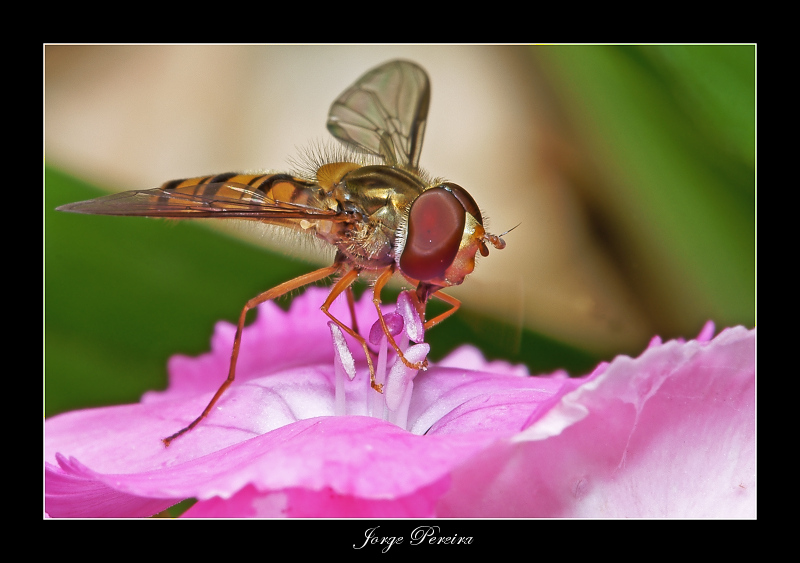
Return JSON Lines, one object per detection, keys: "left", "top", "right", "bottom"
{"left": 45, "top": 288, "right": 755, "bottom": 518}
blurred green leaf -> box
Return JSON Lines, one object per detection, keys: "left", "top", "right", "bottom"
{"left": 534, "top": 45, "right": 755, "bottom": 335}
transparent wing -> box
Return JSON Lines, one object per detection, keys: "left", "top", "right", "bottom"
{"left": 326, "top": 60, "right": 430, "bottom": 170}
{"left": 56, "top": 174, "right": 345, "bottom": 222}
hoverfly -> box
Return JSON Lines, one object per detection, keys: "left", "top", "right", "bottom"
{"left": 57, "top": 60, "right": 508, "bottom": 446}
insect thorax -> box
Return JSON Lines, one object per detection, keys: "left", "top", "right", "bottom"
{"left": 320, "top": 164, "right": 426, "bottom": 271}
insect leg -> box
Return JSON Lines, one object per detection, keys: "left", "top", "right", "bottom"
{"left": 423, "top": 290, "right": 461, "bottom": 330}
{"left": 345, "top": 286, "right": 359, "bottom": 337}
{"left": 162, "top": 264, "right": 341, "bottom": 447}
{"left": 373, "top": 266, "right": 429, "bottom": 372}
{"left": 319, "top": 269, "right": 382, "bottom": 392}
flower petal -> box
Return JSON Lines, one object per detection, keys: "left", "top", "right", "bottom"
{"left": 48, "top": 416, "right": 502, "bottom": 512}
{"left": 45, "top": 454, "right": 181, "bottom": 518}
{"left": 46, "top": 283, "right": 754, "bottom": 518}
{"left": 181, "top": 480, "right": 449, "bottom": 518}
{"left": 437, "top": 326, "right": 756, "bottom": 517}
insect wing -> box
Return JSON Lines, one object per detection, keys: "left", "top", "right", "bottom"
{"left": 327, "top": 60, "right": 430, "bottom": 170}
{"left": 56, "top": 177, "right": 343, "bottom": 222}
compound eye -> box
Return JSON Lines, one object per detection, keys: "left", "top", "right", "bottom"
{"left": 441, "top": 182, "right": 483, "bottom": 225}
{"left": 400, "top": 187, "right": 466, "bottom": 281}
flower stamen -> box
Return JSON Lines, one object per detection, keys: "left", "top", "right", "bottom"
{"left": 330, "top": 292, "right": 430, "bottom": 428}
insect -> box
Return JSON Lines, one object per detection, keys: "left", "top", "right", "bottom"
{"left": 57, "top": 59, "right": 508, "bottom": 446}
